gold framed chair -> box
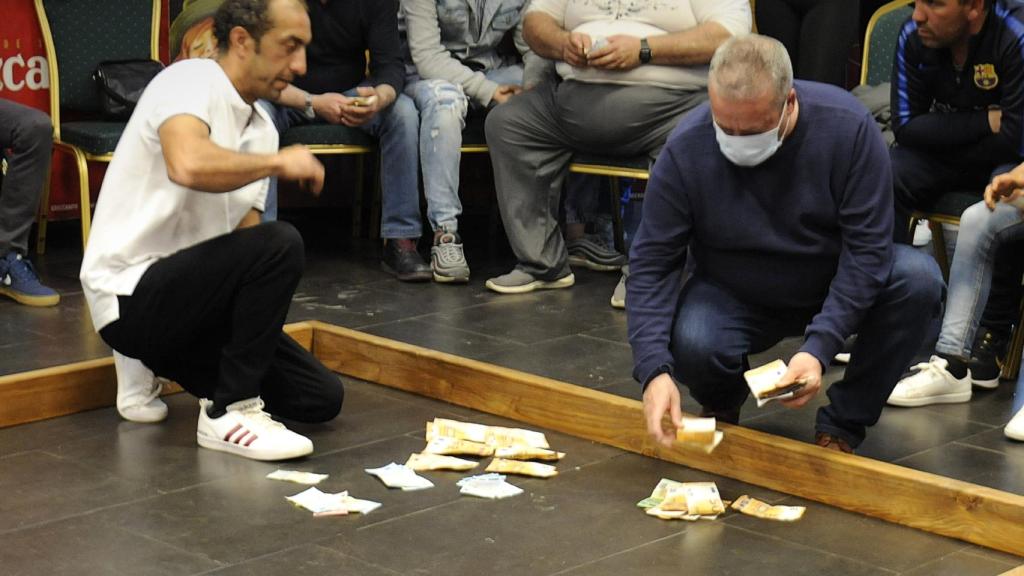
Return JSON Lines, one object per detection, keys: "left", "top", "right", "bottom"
{"left": 34, "top": 0, "right": 161, "bottom": 248}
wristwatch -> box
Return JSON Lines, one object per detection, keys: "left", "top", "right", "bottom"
{"left": 639, "top": 38, "right": 652, "bottom": 64}
{"left": 303, "top": 92, "right": 316, "bottom": 119}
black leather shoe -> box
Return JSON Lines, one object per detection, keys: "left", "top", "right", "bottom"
{"left": 382, "top": 238, "right": 431, "bottom": 282}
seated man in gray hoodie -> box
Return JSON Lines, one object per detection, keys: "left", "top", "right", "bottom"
{"left": 401, "top": 0, "right": 533, "bottom": 282}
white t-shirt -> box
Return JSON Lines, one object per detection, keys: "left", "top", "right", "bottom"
{"left": 527, "top": 0, "right": 751, "bottom": 90}
{"left": 80, "top": 58, "right": 277, "bottom": 332}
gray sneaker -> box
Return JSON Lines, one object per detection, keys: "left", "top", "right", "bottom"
{"left": 567, "top": 235, "right": 627, "bottom": 272}
{"left": 431, "top": 231, "right": 470, "bottom": 283}
{"left": 610, "top": 265, "right": 628, "bottom": 309}
{"left": 485, "top": 269, "right": 574, "bottom": 294}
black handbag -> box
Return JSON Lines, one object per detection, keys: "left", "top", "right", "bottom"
{"left": 92, "top": 59, "right": 165, "bottom": 120}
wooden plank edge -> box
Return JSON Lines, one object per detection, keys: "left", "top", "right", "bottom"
{"left": 0, "top": 322, "right": 316, "bottom": 429}
{"left": 999, "top": 565, "right": 1024, "bottom": 576}
{"left": 308, "top": 320, "right": 1024, "bottom": 558}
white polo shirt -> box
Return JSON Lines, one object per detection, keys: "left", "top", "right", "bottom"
{"left": 80, "top": 58, "right": 278, "bottom": 332}
{"left": 527, "top": 0, "right": 751, "bottom": 90}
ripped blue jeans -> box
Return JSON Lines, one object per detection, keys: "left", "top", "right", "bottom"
{"left": 404, "top": 65, "right": 523, "bottom": 233}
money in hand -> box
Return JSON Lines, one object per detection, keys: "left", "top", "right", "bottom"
{"left": 744, "top": 359, "right": 806, "bottom": 407}
{"left": 675, "top": 417, "right": 724, "bottom": 454}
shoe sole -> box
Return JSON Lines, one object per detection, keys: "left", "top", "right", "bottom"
{"left": 610, "top": 295, "right": 625, "bottom": 309}
{"left": 118, "top": 402, "right": 168, "bottom": 423}
{"left": 971, "top": 377, "right": 1000, "bottom": 389}
{"left": 887, "top": 390, "right": 972, "bottom": 407}
{"left": 485, "top": 274, "right": 575, "bottom": 294}
{"left": 1006, "top": 426, "right": 1024, "bottom": 441}
{"left": 0, "top": 287, "right": 60, "bottom": 307}
{"left": 381, "top": 262, "right": 431, "bottom": 282}
{"left": 433, "top": 271, "right": 470, "bottom": 283}
{"left": 197, "top": 431, "right": 313, "bottom": 461}
{"left": 568, "top": 255, "right": 625, "bottom": 272}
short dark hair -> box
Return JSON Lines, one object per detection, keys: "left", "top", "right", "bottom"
{"left": 959, "top": 0, "right": 992, "bottom": 9}
{"left": 213, "top": 0, "right": 273, "bottom": 53}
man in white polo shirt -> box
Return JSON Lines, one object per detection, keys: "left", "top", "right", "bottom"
{"left": 80, "top": 0, "right": 343, "bottom": 461}
{"left": 484, "top": 0, "right": 751, "bottom": 293}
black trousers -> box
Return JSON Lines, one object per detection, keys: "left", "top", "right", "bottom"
{"left": 755, "top": 0, "right": 859, "bottom": 87}
{"left": 100, "top": 221, "right": 343, "bottom": 422}
{"left": 891, "top": 145, "right": 1023, "bottom": 335}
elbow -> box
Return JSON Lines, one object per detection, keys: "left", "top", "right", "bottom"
{"left": 165, "top": 157, "right": 198, "bottom": 189}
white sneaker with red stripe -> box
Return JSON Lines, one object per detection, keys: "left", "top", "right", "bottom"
{"left": 196, "top": 397, "right": 313, "bottom": 461}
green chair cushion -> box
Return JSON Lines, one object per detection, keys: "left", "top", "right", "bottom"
{"left": 60, "top": 122, "right": 126, "bottom": 155}
{"left": 280, "top": 124, "right": 375, "bottom": 148}
{"left": 918, "top": 191, "right": 982, "bottom": 218}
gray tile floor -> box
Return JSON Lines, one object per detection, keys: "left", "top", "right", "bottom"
{"left": 1, "top": 218, "right": 1022, "bottom": 575}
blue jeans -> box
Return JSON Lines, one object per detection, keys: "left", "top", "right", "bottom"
{"left": 261, "top": 92, "right": 422, "bottom": 239}
{"left": 669, "top": 245, "right": 943, "bottom": 447}
{"left": 404, "top": 65, "right": 523, "bottom": 232}
{"left": 937, "top": 201, "right": 1024, "bottom": 357}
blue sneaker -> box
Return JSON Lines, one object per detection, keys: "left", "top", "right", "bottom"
{"left": 0, "top": 251, "right": 60, "bottom": 307}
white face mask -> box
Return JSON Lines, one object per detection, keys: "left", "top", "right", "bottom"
{"left": 713, "top": 101, "right": 790, "bottom": 167}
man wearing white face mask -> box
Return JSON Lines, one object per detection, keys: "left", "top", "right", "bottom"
{"left": 628, "top": 35, "right": 945, "bottom": 453}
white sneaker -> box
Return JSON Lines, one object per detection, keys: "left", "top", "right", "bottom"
{"left": 1006, "top": 405, "right": 1024, "bottom": 441}
{"left": 833, "top": 352, "right": 851, "bottom": 364}
{"left": 912, "top": 220, "right": 932, "bottom": 247}
{"left": 610, "top": 266, "right": 628, "bottom": 309}
{"left": 113, "top": 351, "right": 167, "bottom": 423}
{"left": 887, "top": 356, "right": 972, "bottom": 407}
{"left": 196, "top": 397, "right": 313, "bottom": 461}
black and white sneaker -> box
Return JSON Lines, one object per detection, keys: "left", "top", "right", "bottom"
{"left": 431, "top": 230, "right": 470, "bottom": 283}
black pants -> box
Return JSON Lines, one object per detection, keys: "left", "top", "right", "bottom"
{"left": 891, "top": 145, "right": 1023, "bottom": 335}
{"left": 100, "top": 221, "right": 343, "bottom": 422}
{"left": 755, "top": 0, "right": 859, "bottom": 87}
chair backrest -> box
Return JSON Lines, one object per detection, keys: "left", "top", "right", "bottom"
{"left": 35, "top": 0, "right": 160, "bottom": 134}
{"left": 861, "top": 0, "right": 914, "bottom": 86}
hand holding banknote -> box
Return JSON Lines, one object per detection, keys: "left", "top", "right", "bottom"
{"left": 777, "top": 352, "right": 822, "bottom": 409}
{"left": 643, "top": 373, "right": 683, "bottom": 447}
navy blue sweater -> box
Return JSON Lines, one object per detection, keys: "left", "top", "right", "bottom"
{"left": 627, "top": 81, "right": 894, "bottom": 388}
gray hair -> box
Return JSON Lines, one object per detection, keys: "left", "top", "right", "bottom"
{"left": 709, "top": 35, "right": 793, "bottom": 106}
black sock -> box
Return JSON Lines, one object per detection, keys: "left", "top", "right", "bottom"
{"left": 207, "top": 404, "right": 227, "bottom": 419}
{"left": 936, "top": 352, "right": 969, "bottom": 379}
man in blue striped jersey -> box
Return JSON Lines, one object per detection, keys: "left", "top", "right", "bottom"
{"left": 889, "top": 0, "right": 1024, "bottom": 389}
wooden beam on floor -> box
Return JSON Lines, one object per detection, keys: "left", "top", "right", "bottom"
{"left": 0, "top": 322, "right": 315, "bottom": 429}
{"left": 310, "top": 321, "right": 1024, "bottom": 557}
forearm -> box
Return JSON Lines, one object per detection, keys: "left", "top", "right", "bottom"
{"left": 164, "top": 136, "right": 281, "bottom": 193}
{"left": 237, "top": 208, "right": 262, "bottom": 229}
{"left": 276, "top": 84, "right": 308, "bottom": 109}
{"left": 646, "top": 21, "right": 732, "bottom": 66}
{"left": 524, "top": 12, "right": 570, "bottom": 61}
{"left": 894, "top": 110, "right": 991, "bottom": 150}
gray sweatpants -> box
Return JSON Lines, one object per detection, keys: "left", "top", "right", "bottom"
{"left": 484, "top": 79, "right": 706, "bottom": 279}
{"left": 0, "top": 99, "right": 52, "bottom": 256}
